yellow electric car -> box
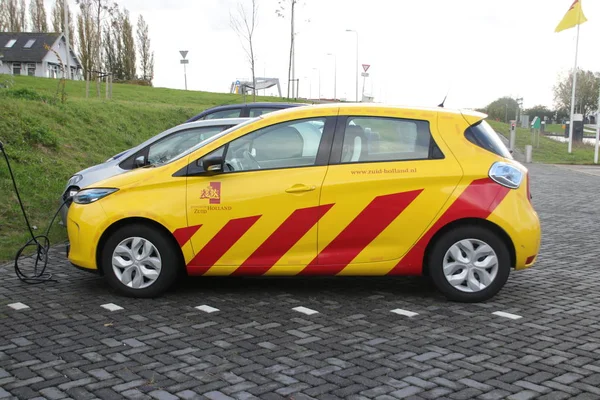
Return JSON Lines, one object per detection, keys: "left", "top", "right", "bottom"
{"left": 66, "top": 104, "right": 541, "bottom": 302}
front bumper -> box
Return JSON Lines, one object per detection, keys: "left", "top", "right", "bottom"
{"left": 67, "top": 201, "right": 107, "bottom": 272}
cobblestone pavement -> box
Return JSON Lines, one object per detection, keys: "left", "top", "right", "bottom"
{"left": 1, "top": 164, "right": 600, "bottom": 400}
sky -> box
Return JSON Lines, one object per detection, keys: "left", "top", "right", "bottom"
{"left": 70, "top": 0, "right": 600, "bottom": 110}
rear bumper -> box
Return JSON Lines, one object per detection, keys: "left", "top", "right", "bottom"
{"left": 487, "top": 188, "right": 541, "bottom": 270}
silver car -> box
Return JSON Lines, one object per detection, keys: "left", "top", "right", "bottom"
{"left": 60, "top": 118, "right": 250, "bottom": 224}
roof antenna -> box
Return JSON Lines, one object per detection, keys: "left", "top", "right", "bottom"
{"left": 438, "top": 87, "right": 450, "bottom": 108}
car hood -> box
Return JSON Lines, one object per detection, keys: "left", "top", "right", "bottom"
{"left": 86, "top": 162, "right": 162, "bottom": 191}
{"left": 69, "top": 159, "right": 122, "bottom": 191}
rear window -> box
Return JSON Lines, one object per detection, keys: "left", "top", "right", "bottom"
{"left": 465, "top": 120, "right": 512, "bottom": 159}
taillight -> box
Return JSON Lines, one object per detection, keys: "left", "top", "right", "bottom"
{"left": 488, "top": 162, "right": 523, "bottom": 189}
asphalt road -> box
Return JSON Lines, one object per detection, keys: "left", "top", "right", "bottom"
{"left": 1, "top": 163, "right": 600, "bottom": 400}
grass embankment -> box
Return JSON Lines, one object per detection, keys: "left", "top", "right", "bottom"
{"left": 487, "top": 120, "right": 597, "bottom": 165}
{"left": 0, "top": 75, "right": 295, "bottom": 262}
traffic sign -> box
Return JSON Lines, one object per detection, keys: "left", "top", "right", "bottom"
{"left": 362, "top": 64, "right": 370, "bottom": 72}
{"left": 180, "top": 59, "right": 189, "bottom": 64}
{"left": 180, "top": 50, "right": 188, "bottom": 59}
{"left": 361, "top": 72, "right": 369, "bottom": 77}
{"left": 235, "top": 80, "right": 241, "bottom": 85}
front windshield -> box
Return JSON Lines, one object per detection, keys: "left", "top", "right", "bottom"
{"left": 147, "top": 125, "right": 230, "bottom": 166}
{"left": 152, "top": 117, "right": 260, "bottom": 166}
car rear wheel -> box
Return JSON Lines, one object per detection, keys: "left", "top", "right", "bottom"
{"left": 101, "top": 224, "right": 181, "bottom": 298}
{"left": 428, "top": 225, "right": 511, "bottom": 303}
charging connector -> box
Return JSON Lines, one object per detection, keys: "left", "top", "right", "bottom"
{"left": 1, "top": 141, "right": 68, "bottom": 284}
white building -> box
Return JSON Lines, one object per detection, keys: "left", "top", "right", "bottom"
{"left": 0, "top": 32, "right": 82, "bottom": 80}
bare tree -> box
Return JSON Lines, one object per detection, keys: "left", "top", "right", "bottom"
{"left": 77, "top": 0, "right": 98, "bottom": 79}
{"left": 2, "top": 0, "right": 27, "bottom": 31}
{"left": 0, "top": 0, "right": 6, "bottom": 31}
{"left": 29, "top": 0, "right": 48, "bottom": 32}
{"left": 102, "top": 10, "right": 119, "bottom": 79}
{"left": 51, "top": 0, "right": 74, "bottom": 46}
{"left": 276, "top": 0, "right": 300, "bottom": 98}
{"left": 120, "top": 9, "right": 136, "bottom": 80}
{"left": 18, "top": 0, "right": 25, "bottom": 30}
{"left": 0, "top": 0, "right": 7, "bottom": 32}
{"left": 230, "top": 0, "right": 258, "bottom": 101}
{"left": 136, "top": 14, "right": 154, "bottom": 84}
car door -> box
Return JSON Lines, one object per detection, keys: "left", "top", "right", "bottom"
{"left": 184, "top": 116, "right": 336, "bottom": 276}
{"left": 301, "top": 112, "right": 463, "bottom": 276}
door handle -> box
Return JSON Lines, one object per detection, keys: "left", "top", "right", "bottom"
{"left": 285, "top": 184, "right": 316, "bottom": 193}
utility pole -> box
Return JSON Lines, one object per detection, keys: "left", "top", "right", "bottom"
{"left": 63, "top": 0, "right": 71, "bottom": 79}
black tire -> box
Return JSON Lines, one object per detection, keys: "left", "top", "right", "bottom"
{"left": 101, "top": 224, "right": 182, "bottom": 298}
{"left": 428, "top": 225, "right": 511, "bottom": 303}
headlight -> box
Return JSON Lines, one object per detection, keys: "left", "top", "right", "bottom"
{"left": 489, "top": 162, "right": 523, "bottom": 189}
{"left": 67, "top": 174, "right": 83, "bottom": 186}
{"left": 73, "top": 188, "right": 118, "bottom": 204}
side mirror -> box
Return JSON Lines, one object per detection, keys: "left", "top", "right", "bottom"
{"left": 200, "top": 154, "right": 224, "bottom": 174}
{"left": 134, "top": 155, "right": 146, "bottom": 168}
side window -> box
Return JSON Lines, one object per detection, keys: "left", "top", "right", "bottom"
{"left": 248, "top": 107, "right": 278, "bottom": 117}
{"left": 203, "top": 108, "right": 242, "bottom": 120}
{"left": 465, "top": 120, "right": 512, "bottom": 159}
{"left": 222, "top": 118, "right": 325, "bottom": 172}
{"left": 341, "top": 117, "right": 433, "bottom": 163}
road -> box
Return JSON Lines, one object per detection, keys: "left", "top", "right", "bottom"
{"left": 1, "top": 163, "right": 600, "bottom": 400}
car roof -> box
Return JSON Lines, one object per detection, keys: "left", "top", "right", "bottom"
{"left": 206, "top": 102, "right": 306, "bottom": 110}
{"left": 189, "top": 102, "right": 307, "bottom": 119}
{"left": 170, "top": 117, "right": 251, "bottom": 131}
{"left": 258, "top": 102, "right": 487, "bottom": 121}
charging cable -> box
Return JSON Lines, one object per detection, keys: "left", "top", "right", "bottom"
{"left": 0, "top": 141, "right": 68, "bottom": 284}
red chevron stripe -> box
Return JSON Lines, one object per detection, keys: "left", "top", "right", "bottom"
{"left": 388, "top": 178, "right": 511, "bottom": 275}
{"left": 187, "top": 215, "right": 261, "bottom": 276}
{"left": 299, "top": 190, "right": 423, "bottom": 276}
{"left": 232, "top": 204, "right": 334, "bottom": 276}
{"left": 173, "top": 225, "right": 202, "bottom": 247}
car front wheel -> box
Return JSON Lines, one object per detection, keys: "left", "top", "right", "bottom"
{"left": 101, "top": 224, "right": 181, "bottom": 298}
{"left": 428, "top": 225, "right": 511, "bottom": 303}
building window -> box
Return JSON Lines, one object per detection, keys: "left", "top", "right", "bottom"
{"left": 5, "top": 39, "right": 16, "bottom": 48}
{"left": 27, "top": 64, "right": 36, "bottom": 76}
{"left": 24, "top": 39, "right": 36, "bottom": 48}
{"left": 12, "top": 63, "right": 21, "bottom": 75}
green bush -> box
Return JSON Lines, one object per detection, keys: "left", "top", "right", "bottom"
{"left": 3, "top": 88, "right": 53, "bottom": 103}
{"left": 25, "top": 125, "right": 59, "bottom": 148}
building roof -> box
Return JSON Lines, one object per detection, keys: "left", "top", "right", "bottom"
{"left": 0, "top": 32, "right": 74, "bottom": 64}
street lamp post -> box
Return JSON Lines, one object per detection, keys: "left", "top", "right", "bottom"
{"left": 326, "top": 53, "right": 337, "bottom": 100}
{"left": 345, "top": 29, "right": 358, "bottom": 102}
{"left": 312, "top": 67, "right": 321, "bottom": 100}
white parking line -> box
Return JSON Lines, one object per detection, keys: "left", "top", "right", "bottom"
{"left": 101, "top": 303, "right": 124, "bottom": 312}
{"left": 492, "top": 311, "right": 522, "bottom": 320}
{"left": 292, "top": 306, "right": 319, "bottom": 316}
{"left": 391, "top": 308, "right": 418, "bottom": 317}
{"left": 8, "top": 302, "right": 29, "bottom": 310}
{"left": 196, "top": 305, "right": 220, "bottom": 313}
